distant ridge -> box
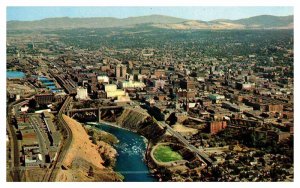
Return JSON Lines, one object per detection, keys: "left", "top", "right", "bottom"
{"left": 228, "top": 15, "right": 293, "bottom": 29}
{"left": 7, "top": 14, "right": 293, "bottom": 30}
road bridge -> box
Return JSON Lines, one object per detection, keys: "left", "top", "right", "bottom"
{"left": 158, "top": 121, "right": 213, "bottom": 165}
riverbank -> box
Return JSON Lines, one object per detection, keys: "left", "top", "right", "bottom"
{"left": 91, "top": 121, "right": 156, "bottom": 182}
{"left": 85, "top": 107, "right": 204, "bottom": 182}
{"left": 89, "top": 120, "right": 149, "bottom": 145}
{"left": 84, "top": 125, "right": 119, "bottom": 169}
{"left": 55, "top": 115, "right": 123, "bottom": 182}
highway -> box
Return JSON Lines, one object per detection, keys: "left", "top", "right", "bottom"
{"left": 158, "top": 121, "right": 213, "bottom": 165}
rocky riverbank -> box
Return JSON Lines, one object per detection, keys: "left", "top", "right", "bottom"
{"left": 69, "top": 106, "right": 205, "bottom": 182}
{"left": 84, "top": 125, "right": 119, "bottom": 169}
{"left": 113, "top": 107, "right": 206, "bottom": 182}
{"left": 55, "top": 115, "right": 123, "bottom": 182}
{"left": 115, "top": 107, "right": 166, "bottom": 141}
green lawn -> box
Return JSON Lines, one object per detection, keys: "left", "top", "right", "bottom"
{"left": 153, "top": 145, "right": 183, "bottom": 162}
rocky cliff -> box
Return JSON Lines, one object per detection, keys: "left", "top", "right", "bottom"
{"left": 116, "top": 107, "right": 166, "bottom": 141}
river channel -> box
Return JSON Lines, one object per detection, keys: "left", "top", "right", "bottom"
{"left": 90, "top": 123, "right": 156, "bottom": 182}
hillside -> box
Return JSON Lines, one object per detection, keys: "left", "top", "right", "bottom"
{"left": 7, "top": 14, "right": 186, "bottom": 30}
{"left": 229, "top": 15, "right": 293, "bottom": 29}
{"left": 7, "top": 14, "right": 293, "bottom": 30}
{"left": 157, "top": 15, "right": 293, "bottom": 30}
{"left": 55, "top": 115, "right": 122, "bottom": 182}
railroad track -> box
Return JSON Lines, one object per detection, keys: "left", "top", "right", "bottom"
{"left": 7, "top": 103, "right": 21, "bottom": 182}
{"left": 44, "top": 96, "right": 73, "bottom": 181}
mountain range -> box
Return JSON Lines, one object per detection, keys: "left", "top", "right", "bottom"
{"left": 7, "top": 14, "right": 293, "bottom": 30}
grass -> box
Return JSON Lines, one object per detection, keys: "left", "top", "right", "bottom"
{"left": 153, "top": 145, "right": 183, "bottom": 162}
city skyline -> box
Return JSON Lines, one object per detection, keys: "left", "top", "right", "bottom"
{"left": 6, "top": 5, "right": 294, "bottom": 183}
{"left": 7, "top": 6, "right": 293, "bottom": 21}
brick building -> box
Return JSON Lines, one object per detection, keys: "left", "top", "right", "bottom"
{"left": 209, "top": 121, "right": 227, "bottom": 134}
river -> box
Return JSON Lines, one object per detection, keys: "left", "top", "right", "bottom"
{"left": 91, "top": 123, "right": 156, "bottom": 182}
{"left": 7, "top": 70, "right": 25, "bottom": 79}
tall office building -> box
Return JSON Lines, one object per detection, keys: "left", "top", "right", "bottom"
{"left": 115, "top": 64, "right": 127, "bottom": 79}
{"left": 180, "top": 78, "right": 196, "bottom": 91}
{"left": 122, "top": 65, "right": 127, "bottom": 78}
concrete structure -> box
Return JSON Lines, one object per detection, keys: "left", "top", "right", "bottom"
{"left": 76, "top": 87, "right": 88, "bottom": 100}
{"left": 105, "top": 84, "right": 117, "bottom": 92}
{"left": 106, "top": 90, "right": 126, "bottom": 98}
{"left": 119, "top": 80, "right": 146, "bottom": 89}
{"left": 180, "top": 78, "right": 196, "bottom": 90}
{"left": 115, "top": 64, "right": 127, "bottom": 79}
{"left": 105, "top": 84, "right": 126, "bottom": 98}
{"left": 97, "top": 75, "right": 109, "bottom": 84}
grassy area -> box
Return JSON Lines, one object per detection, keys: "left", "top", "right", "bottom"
{"left": 153, "top": 145, "right": 183, "bottom": 162}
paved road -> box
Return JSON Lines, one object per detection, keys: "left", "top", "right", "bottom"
{"left": 158, "top": 121, "right": 213, "bottom": 165}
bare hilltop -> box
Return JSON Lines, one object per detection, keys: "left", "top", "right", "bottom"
{"left": 7, "top": 14, "right": 293, "bottom": 30}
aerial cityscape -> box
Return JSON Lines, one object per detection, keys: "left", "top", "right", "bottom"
{"left": 6, "top": 7, "right": 294, "bottom": 182}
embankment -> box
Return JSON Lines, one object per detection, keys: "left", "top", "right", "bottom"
{"left": 55, "top": 115, "right": 122, "bottom": 182}
{"left": 114, "top": 108, "right": 205, "bottom": 181}
{"left": 116, "top": 107, "right": 166, "bottom": 141}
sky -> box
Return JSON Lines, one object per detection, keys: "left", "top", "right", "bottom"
{"left": 7, "top": 7, "right": 293, "bottom": 21}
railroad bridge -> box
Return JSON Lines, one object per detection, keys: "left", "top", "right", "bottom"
{"left": 67, "top": 106, "right": 123, "bottom": 122}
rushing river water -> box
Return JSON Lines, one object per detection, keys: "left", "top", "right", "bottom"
{"left": 91, "top": 123, "right": 156, "bottom": 182}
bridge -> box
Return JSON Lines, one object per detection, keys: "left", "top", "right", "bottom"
{"left": 67, "top": 106, "right": 124, "bottom": 123}
{"left": 157, "top": 121, "right": 213, "bottom": 165}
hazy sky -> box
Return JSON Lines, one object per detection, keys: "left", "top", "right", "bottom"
{"left": 7, "top": 7, "right": 293, "bottom": 21}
